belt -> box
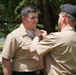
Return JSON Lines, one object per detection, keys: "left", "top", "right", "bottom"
{"left": 35, "top": 70, "right": 42, "bottom": 75}
{"left": 12, "top": 70, "right": 43, "bottom": 75}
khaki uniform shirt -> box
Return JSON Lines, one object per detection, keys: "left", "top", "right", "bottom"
{"left": 36, "top": 26, "right": 76, "bottom": 75}
{"left": 1, "top": 24, "right": 44, "bottom": 72}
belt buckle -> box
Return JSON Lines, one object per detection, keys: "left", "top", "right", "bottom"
{"left": 35, "top": 71, "right": 40, "bottom": 75}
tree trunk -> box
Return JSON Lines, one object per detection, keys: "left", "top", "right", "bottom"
{"left": 38, "top": 0, "right": 56, "bottom": 34}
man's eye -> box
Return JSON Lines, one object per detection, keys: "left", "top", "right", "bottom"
{"left": 31, "top": 16, "right": 38, "bottom": 19}
{"left": 31, "top": 17, "right": 35, "bottom": 19}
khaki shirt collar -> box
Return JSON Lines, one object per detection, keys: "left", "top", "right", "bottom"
{"left": 61, "top": 26, "right": 75, "bottom": 32}
{"left": 19, "top": 23, "right": 27, "bottom": 36}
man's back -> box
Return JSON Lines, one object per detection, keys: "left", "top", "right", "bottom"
{"left": 46, "top": 26, "right": 76, "bottom": 75}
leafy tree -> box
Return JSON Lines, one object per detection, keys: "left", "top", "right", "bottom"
{"left": 0, "top": 0, "right": 21, "bottom": 37}
{"left": 15, "top": 0, "right": 76, "bottom": 33}
{"left": 0, "top": 0, "right": 76, "bottom": 37}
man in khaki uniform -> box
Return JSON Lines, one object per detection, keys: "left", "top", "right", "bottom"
{"left": 30, "top": 4, "right": 76, "bottom": 75}
{"left": 1, "top": 5, "right": 45, "bottom": 75}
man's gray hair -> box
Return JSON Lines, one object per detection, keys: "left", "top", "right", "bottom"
{"left": 21, "top": 5, "right": 37, "bottom": 17}
{"left": 61, "top": 12, "right": 76, "bottom": 24}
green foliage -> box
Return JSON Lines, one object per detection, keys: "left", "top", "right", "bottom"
{"left": 0, "top": 0, "right": 76, "bottom": 36}
{"left": 55, "top": 24, "right": 58, "bottom": 31}
{"left": 37, "top": 24, "right": 44, "bottom": 29}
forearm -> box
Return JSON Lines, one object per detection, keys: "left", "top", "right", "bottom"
{"left": 30, "top": 36, "right": 40, "bottom": 52}
{"left": 2, "top": 57, "right": 12, "bottom": 75}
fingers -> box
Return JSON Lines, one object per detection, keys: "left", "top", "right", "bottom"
{"left": 40, "top": 30, "right": 48, "bottom": 38}
{"left": 34, "top": 29, "right": 47, "bottom": 38}
{"left": 34, "top": 28, "right": 41, "bottom": 35}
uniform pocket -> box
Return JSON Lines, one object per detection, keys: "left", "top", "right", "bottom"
{"left": 22, "top": 45, "right": 30, "bottom": 50}
{"left": 19, "top": 41, "right": 31, "bottom": 51}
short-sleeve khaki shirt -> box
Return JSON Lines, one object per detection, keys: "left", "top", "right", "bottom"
{"left": 1, "top": 24, "right": 44, "bottom": 72}
{"left": 36, "top": 26, "right": 76, "bottom": 75}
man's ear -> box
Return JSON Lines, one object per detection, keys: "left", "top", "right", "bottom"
{"left": 63, "top": 15, "right": 67, "bottom": 24}
{"left": 22, "top": 16, "right": 26, "bottom": 22}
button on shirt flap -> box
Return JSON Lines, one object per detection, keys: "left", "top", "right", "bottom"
{"left": 21, "top": 41, "right": 31, "bottom": 50}
{"left": 22, "top": 44, "right": 30, "bottom": 50}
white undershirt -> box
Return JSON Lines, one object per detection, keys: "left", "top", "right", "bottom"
{"left": 26, "top": 29, "right": 34, "bottom": 38}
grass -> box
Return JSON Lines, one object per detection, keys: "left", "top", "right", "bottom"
{"left": 0, "top": 42, "right": 4, "bottom": 46}
{"left": 0, "top": 42, "right": 4, "bottom": 73}
{"left": 0, "top": 51, "right": 2, "bottom": 54}
{"left": 0, "top": 42, "right": 4, "bottom": 52}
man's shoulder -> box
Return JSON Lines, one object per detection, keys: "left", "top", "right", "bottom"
{"left": 6, "top": 27, "right": 20, "bottom": 38}
{"left": 49, "top": 32, "right": 61, "bottom": 36}
{"left": 8, "top": 26, "right": 27, "bottom": 38}
{"left": 10, "top": 27, "right": 19, "bottom": 35}
{"left": 46, "top": 32, "right": 64, "bottom": 40}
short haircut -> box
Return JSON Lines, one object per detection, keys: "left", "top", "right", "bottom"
{"left": 61, "top": 12, "right": 76, "bottom": 24}
{"left": 21, "top": 5, "right": 37, "bottom": 17}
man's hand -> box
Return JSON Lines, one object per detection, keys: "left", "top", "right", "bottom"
{"left": 34, "top": 29, "right": 47, "bottom": 39}
{"left": 40, "top": 30, "right": 47, "bottom": 38}
{"left": 34, "top": 28, "right": 42, "bottom": 36}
